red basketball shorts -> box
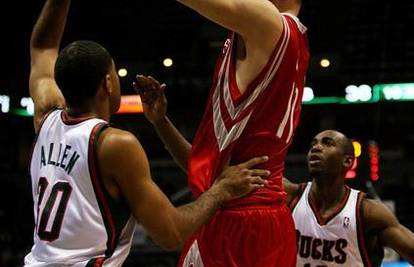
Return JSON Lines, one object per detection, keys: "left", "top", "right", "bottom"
{"left": 178, "top": 203, "right": 297, "bottom": 267}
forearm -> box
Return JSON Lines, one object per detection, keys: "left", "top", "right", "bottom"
{"left": 393, "top": 240, "right": 414, "bottom": 265}
{"left": 367, "top": 198, "right": 414, "bottom": 265}
{"left": 154, "top": 117, "right": 191, "bottom": 173}
{"left": 385, "top": 226, "right": 414, "bottom": 264}
{"left": 174, "top": 185, "right": 225, "bottom": 241}
{"left": 176, "top": 0, "right": 280, "bottom": 38}
{"left": 31, "top": 0, "right": 71, "bottom": 50}
{"left": 177, "top": 0, "right": 241, "bottom": 33}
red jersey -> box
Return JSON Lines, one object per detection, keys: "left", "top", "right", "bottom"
{"left": 188, "top": 14, "right": 310, "bottom": 208}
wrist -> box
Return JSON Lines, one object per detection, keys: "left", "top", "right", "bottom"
{"left": 152, "top": 116, "right": 169, "bottom": 128}
{"left": 208, "top": 181, "right": 230, "bottom": 204}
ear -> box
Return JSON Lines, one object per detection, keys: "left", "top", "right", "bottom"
{"left": 343, "top": 155, "right": 353, "bottom": 170}
{"left": 103, "top": 74, "right": 113, "bottom": 94}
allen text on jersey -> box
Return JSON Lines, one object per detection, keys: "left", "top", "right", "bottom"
{"left": 40, "top": 143, "right": 80, "bottom": 175}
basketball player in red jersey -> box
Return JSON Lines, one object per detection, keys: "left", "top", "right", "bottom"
{"left": 135, "top": 1, "right": 308, "bottom": 266}
{"left": 136, "top": 0, "right": 309, "bottom": 256}
{"left": 25, "top": 0, "right": 271, "bottom": 265}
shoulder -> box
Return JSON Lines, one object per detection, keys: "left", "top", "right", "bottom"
{"left": 362, "top": 197, "right": 389, "bottom": 217}
{"left": 99, "top": 127, "right": 137, "bottom": 144}
{"left": 362, "top": 196, "right": 398, "bottom": 231}
{"left": 283, "top": 177, "right": 301, "bottom": 195}
{"left": 282, "top": 14, "right": 307, "bottom": 35}
{"left": 284, "top": 178, "right": 307, "bottom": 210}
{"left": 97, "top": 127, "right": 146, "bottom": 160}
{"left": 96, "top": 127, "right": 151, "bottom": 183}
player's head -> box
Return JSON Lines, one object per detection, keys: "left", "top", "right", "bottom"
{"left": 307, "top": 130, "right": 355, "bottom": 179}
{"left": 55, "top": 40, "right": 121, "bottom": 114}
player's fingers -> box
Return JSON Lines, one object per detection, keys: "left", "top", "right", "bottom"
{"left": 160, "top": 84, "right": 167, "bottom": 93}
{"left": 245, "top": 182, "right": 265, "bottom": 193}
{"left": 141, "top": 92, "right": 153, "bottom": 103}
{"left": 238, "top": 156, "right": 269, "bottom": 169}
{"left": 133, "top": 81, "right": 141, "bottom": 94}
{"left": 137, "top": 75, "right": 152, "bottom": 89}
{"left": 249, "top": 169, "right": 271, "bottom": 178}
{"left": 249, "top": 184, "right": 265, "bottom": 191}
{"left": 135, "top": 74, "right": 146, "bottom": 84}
{"left": 140, "top": 76, "right": 152, "bottom": 91}
{"left": 143, "top": 76, "right": 157, "bottom": 91}
{"left": 249, "top": 176, "right": 267, "bottom": 186}
{"left": 148, "top": 76, "right": 161, "bottom": 88}
{"left": 135, "top": 75, "right": 149, "bottom": 92}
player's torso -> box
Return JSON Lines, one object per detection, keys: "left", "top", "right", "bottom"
{"left": 25, "top": 109, "right": 135, "bottom": 266}
{"left": 188, "top": 14, "right": 310, "bottom": 207}
{"left": 292, "top": 182, "right": 365, "bottom": 267}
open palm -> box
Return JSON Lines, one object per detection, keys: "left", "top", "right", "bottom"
{"left": 134, "top": 75, "right": 168, "bottom": 125}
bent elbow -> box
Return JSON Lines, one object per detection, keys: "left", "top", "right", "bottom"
{"left": 157, "top": 231, "right": 183, "bottom": 251}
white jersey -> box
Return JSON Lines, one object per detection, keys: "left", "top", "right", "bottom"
{"left": 25, "top": 109, "right": 136, "bottom": 267}
{"left": 291, "top": 182, "right": 372, "bottom": 267}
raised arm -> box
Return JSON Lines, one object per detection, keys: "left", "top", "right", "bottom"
{"left": 97, "top": 128, "right": 269, "bottom": 249}
{"left": 176, "top": 0, "right": 283, "bottom": 48}
{"left": 30, "top": 0, "right": 68, "bottom": 132}
{"left": 363, "top": 198, "right": 414, "bottom": 264}
{"left": 135, "top": 75, "right": 191, "bottom": 173}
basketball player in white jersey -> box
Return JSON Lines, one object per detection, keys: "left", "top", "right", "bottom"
{"left": 284, "top": 130, "right": 414, "bottom": 266}
{"left": 24, "top": 0, "right": 271, "bottom": 266}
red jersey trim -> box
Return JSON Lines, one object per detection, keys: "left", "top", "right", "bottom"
{"left": 289, "top": 183, "right": 307, "bottom": 211}
{"left": 61, "top": 110, "right": 97, "bottom": 125}
{"left": 212, "top": 17, "right": 292, "bottom": 152}
{"left": 356, "top": 192, "right": 372, "bottom": 267}
{"left": 226, "top": 16, "right": 291, "bottom": 111}
{"left": 86, "top": 256, "right": 106, "bottom": 267}
{"left": 87, "top": 123, "right": 117, "bottom": 257}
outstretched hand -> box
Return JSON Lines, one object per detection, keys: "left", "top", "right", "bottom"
{"left": 133, "top": 75, "right": 167, "bottom": 125}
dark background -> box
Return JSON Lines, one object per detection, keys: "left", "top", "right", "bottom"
{"left": 0, "top": 0, "right": 413, "bottom": 266}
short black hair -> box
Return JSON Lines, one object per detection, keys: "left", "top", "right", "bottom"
{"left": 55, "top": 40, "right": 113, "bottom": 107}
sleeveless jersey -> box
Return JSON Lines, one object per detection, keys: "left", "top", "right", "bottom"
{"left": 24, "top": 109, "right": 135, "bottom": 267}
{"left": 188, "top": 14, "right": 310, "bottom": 208}
{"left": 291, "top": 182, "right": 373, "bottom": 267}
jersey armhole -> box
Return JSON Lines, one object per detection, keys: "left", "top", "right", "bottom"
{"left": 289, "top": 183, "right": 307, "bottom": 211}
{"left": 356, "top": 192, "right": 373, "bottom": 267}
{"left": 88, "top": 124, "right": 132, "bottom": 258}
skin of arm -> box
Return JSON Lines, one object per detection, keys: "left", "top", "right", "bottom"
{"left": 175, "top": 0, "right": 285, "bottom": 95}
{"left": 97, "top": 128, "right": 270, "bottom": 250}
{"left": 176, "top": 0, "right": 283, "bottom": 47}
{"left": 134, "top": 75, "right": 191, "bottom": 173}
{"left": 30, "top": 0, "right": 68, "bottom": 132}
{"left": 282, "top": 177, "right": 300, "bottom": 205}
{"left": 363, "top": 198, "right": 414, "bottom": 264}
{"left": 153, "top": 117, "right": 190, "bottom": 173}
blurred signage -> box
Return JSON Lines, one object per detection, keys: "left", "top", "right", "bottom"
{"left": 1, "top": 82, "right": 414, "bottom": 116}
{"left": 303, "top": 82, "right": 414, "bottom": 105}
{"left": 0, "top": 95, "right": 144, "bottom": 116}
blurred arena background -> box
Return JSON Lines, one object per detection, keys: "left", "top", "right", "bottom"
{"left": 0, "top": 0, "right": 413, "bottom": 266}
